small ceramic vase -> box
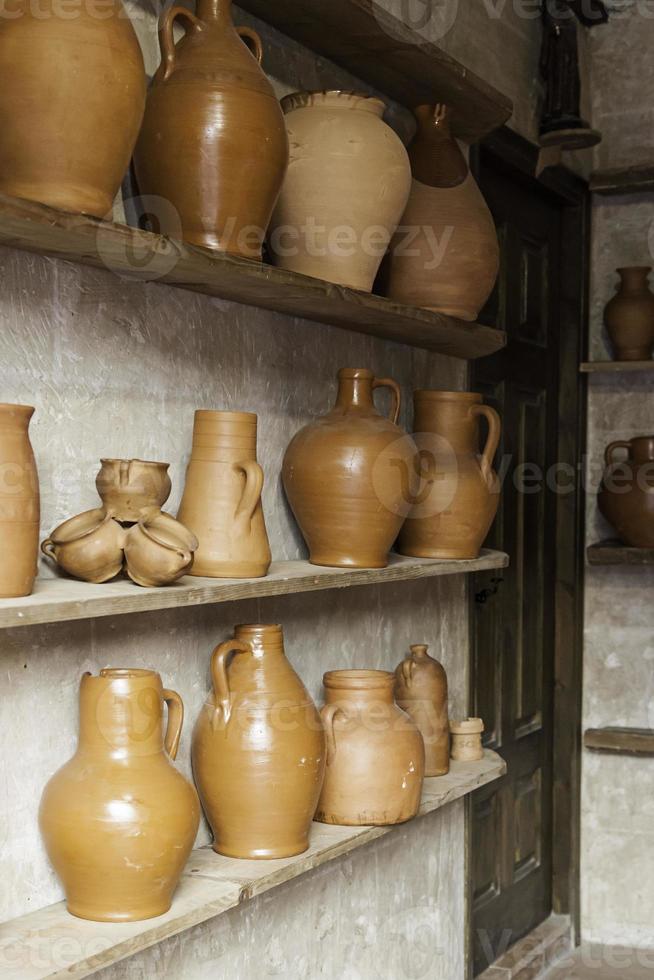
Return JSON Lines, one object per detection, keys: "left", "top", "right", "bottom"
{"left": 394, "top": 644, "right": 450, "bottom": 777}
{"left": 598, "top": 437, "right": 654, "bottom": 547}
{"left": 96, "top": 459, "right": 172, "bottom": 523}
{"left": 42, "top": 510, "right": 126, "bottom": 584}
{"left": 450, "top": 718, "right": 484, "bottom": 762}
{"left": 604, "top": 267, "right": 654, "bottom": 361}
{"left": 124, "top": 513, "right": 198, "bottom": 587}
{"left": 0, "top": 404, "right": 40, "bottom": 598}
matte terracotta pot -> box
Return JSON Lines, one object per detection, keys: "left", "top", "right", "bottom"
{"left": 398, "top": 390, "right": 501, "bottom": 560}
{"left": 386, "top": 105, "right": 499, "bottom": 321}
{"left": 283, "top": 368, "right": 418, "bottom": 569}
{"left": 0, "top": 0, "right": 145, "bottom": 217}
{"left": 192, "top": 625, "right": 325, "bottom": 858}
{"left": 124, "top": 512, "right": 198, "bottom": 587}
{"left": 604, "top": 267, "right": 654, "bottom": 361}
{"left": 39, "top": 669, "right": 200, "bottom": 922}
{"left": 598, "top": 437, "right": 654, "bottom": 547}
{"left": 395, "top": 644, "right": 449, "bottom": 777}
{"left": 42, "top": 509, "right": 126, "bottom": 584}
{"left": 96, "top": 459, "right": 172, "bottom": 523}
{"left": 178, "top": 411, "right": 271, "bottom": 578}
{"left": 134, "top": 0, "right": 288, "bottom": 257}
{"left": 268, "top": 91, "right": 411, "bottom": 291}
{"left": 315, "top": 670, "right": 424, "bottom": 826}
{"left": 0, "top": 404, "right": 40, "bottom": 598}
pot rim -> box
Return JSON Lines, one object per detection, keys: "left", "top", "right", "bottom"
{"left": 616, "top": 265, "right": 652, "bottom": 274}
{"left": 194, "top": 410, "right": 257, "bottom": 424}
{"left": 99, "top": 667, "right": 160, "bottom": 680}
{"left": 100, "top": 458, "right": 170, "bottom": 469}
{"left": 323, "top": 669, "right": 395, "bottom": 690}
{"left": 0, "top": 402, "right": 35, "bottom": 415}
{"left": 281, "top": 90, "right": 386, "bottom": 117}
{"left": 414, "top": 389, "right": 482, "bottom": 402}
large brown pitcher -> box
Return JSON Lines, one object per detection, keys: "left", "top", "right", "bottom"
{"left": 395, "top": 645, "right": 449, "bottom": 777}
{"left": 39, "top": 669, "right": 200, "bottom": 922}
{"left": 598, "top": 437, "right": 654, "bottom": 547}
{"left": 192, "top": 625, "right": 325, "bottom": 859}
{"left": 0, "top": 404, "right": 40, "bottom": 598}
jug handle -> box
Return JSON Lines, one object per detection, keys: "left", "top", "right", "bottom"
{"left": 605, "top": 440, "right": 631, "bottom": 467}
{"left": 401, "top": 658, "right": 415, "bottom": 685}
{"left": 373, "top": 377, "right": 401, "bottom": 425}
{"left": 159, "top": 5, "right": 203, "bottom": 81}
{"left": 470, "top": 404, "right": 501, "bottom": 488}
{"left": 234, "top": 460, "right": 264, "bottom": 524}
{"left": 237, "top": 26, "right": 264, "bottom": 63}
{"left": 41, "top": 539, "right": 56, "bottom": 560}
{"left": 210, "top": 639, "right": 251, "bottom": 726}
{"left": 162, "top": 688, "right": 184, "bottom": 760}
{"left": 321, "top": 704, "right": 344, "bottom": 766}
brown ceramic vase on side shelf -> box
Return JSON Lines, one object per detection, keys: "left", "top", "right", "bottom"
{"left": 450, "top": 718, "right": 484, "bottom": 762}
{"left": 395, "top": 644, "right": 449, "bottom": 777}
{"left": 0, "top": 404, "right": 40, "bottom": 598}
{"left": 598, "top": 437, "right": 654, "bottom": 547}
{"left": 96, "top": 459, "right": 172, "bottom": 523}
{"left": 39, "top": 669, "right": 200, "bottom": 922}
{"left": 604, "top": 267, "right": 654, "bottom": 361}
{"left": 192, "top": 625, "right": 325, "bottom": 859}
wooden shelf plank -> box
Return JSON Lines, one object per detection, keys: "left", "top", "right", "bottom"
{"left": 0, "top": 193, "right": 505, "bottom": 359}
{"left": 584, "top": 727, "right": 654, "bottom": 756}
{"left": 590, "top": 165, "right": 654, "bottom": 196}
{"left": 587, "top": 540, "right": 654, "bottom": 566}
{"left": 580, "top": 360, "right": 654, "bottom": 373}
{"left": 0, "top": 751, "right": 506, "bottom": 980}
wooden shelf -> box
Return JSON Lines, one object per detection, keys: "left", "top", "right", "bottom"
{"left": 584, "top": 727, "right": 654, "bottom": 756}
{"left": 237, "top": 0, "right": 513, "bottom": 144}
{"left": 590, "top": 164, "right": 654, "bottom": 196}
{"left": 587, "top": 540, "right": 654, "bottom": 566}
{"left": 581, "top": 360, "right": 654, "bottom": 374}
{"left": 0, "top": 193, "right": 505, "bottom": 360}
{"left": 0, "top": 751, "right": 505, "bottom": 980}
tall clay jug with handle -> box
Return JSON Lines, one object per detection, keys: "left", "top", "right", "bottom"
{"left": 0, "top": 404, "right": 40, "bottom": 598}
{"left": 395, "top": 644, "right": 449, "bottom": 777}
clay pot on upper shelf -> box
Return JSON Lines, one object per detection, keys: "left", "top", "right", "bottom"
{"left": 134, "top": 0, "right": 288, "bottom": 257}
{"left": 398, "top": 390, "right": 501, "bottom": 561}
{"left": 598, "top": 437, "right": 654, "bottom": 547}
{"left": 395, "top": 644, "right": 450, "bottom": 777}
{"left": 0, "top": 404, "right": 40, "bottom": 598}
{"left": 604, "top": 267, "right": 654, "bottom": 361}
{"left": 0, "top": 0, "right": 145, "bottom": 217}
{"left": 40, "top": 669, "right": 200, "bottom": 922}
{"left": 268, "top": 91, "right": 411, "bottom": 292}
{"left": 450, "top": 718, "right": 484, "bottom": 762}
{"left": 385, "top": 104, "right": 500, "bottom": 321}
{"left": 315, "top": 670, "right": 425, "bottom": 826}
{"left": 42, "top": 509, "right": 126, "bottom": 584}
{"left": 192, "top": 624, "right": 325, "bottom": 859}
{"left": 96, "top": 459, "right": 172, "bottom": 523}
{"left": 282, "top": 368, "right": 418, "bottom": 569}
{"left": 124, "top": 512, "right": 198, "bottom": 587}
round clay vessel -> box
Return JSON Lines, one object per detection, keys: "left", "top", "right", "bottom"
{"left": 450, "top": 718, "right": 484, "bottom": 762}
{"left": 42, "top": 509, "right": 126, "bottom": 583}
{"left": 315, "top": 670, "right": 424, "bottom": 826}
{"left": 192, "top": 624, "right": 325, "bottom": 858}
{"left": 598, "top": 437, "right": 654, "bottom": 547}
{"left": 604, "top": 267, "right": 654, "bottom": 361}
{"left": 39, "top": 669, "right": 200, "bottom": 922}
{"left": 395, "top": 644, "right": 450, "bottom": 777}
{"left": 386, "top": 104, "right": 499, "bottom": 320}
{"left": 282, "top": 368, "right": 418, "bottom": 568}
{"left": 268, "top": 91, "right": 411, "bottom": 291}
{"left": 398, "top": 390, "right": 501, "bottom": 560}
{"left": 134, "top": 0, "right": 288, "bottom": 257}
{"left": 0, "top": 404, "right": 40, "bottom": 597}
{"left": 0, "top": 0, "right": 145, "bottom": 217}
{"left": 124, "top": 512, "right": 198, "bottom": 587}
{"left": 96, "top": 459, "right": 172, "bottom": 523}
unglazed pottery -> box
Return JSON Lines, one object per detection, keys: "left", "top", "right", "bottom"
{"left": 124, "top": 513, "right": 198, "bottom": 587}
{"left": 395, "top": 644, "right": 450, "bottom": 777}
{"left": 42, "top": 510, "right": 126, "bottom": 584}
{"left": 192, "top": 624, "right": 325, "bottom": 858}
{"left": 40, "top": 669, "right": 200, "bottom": 922}
{"left": 450, "top": 718, "right": 484, "bottom": 762}
{"left": 134, "top": 0, "right": 288, "bottom": 257}
{"left": 604, "top": 267, "right": 654, "bottom": 361}
{"left": 178, "top": 411, "right": 271, "bottom": 578}
{"left": 268, "top": 91, "right": 411, "bottom": 291}
{"left": 0, "top": 404, "right": 40, "bottom": 598}
{"left": 283, "top": 368, "right": 418, "bottom": 568}
{"left": 598, "top": 437, "right": 654, "bottom": 547}
{"left": 0, "top": 0, "right": 145, "bottom": 217}
{"left": 316, "top": 670, "right": 424, "bottom": 826}
{"left": 386, "top": 105, "right": 500, "bottom": 321}
{"left": 398, "top": 390, "right": 501, "bottom": 560}
{"left": 96, "top": 459, "right": 172, "bottom": 522}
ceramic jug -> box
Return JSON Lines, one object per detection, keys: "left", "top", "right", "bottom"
{"left": 315, "top": 670, "right": 425, "bottom": 826}
{"left": 604, "top": 267, "right": 654, "bottom": 361}
{"left": 398, "top": 390, "right": 501, "bottom": 560}
{"left": 42, "top": 510, "right": 126, "bottom": 584}
{"left": 134, "top": 0, "right": 288, "bottom": 257}
{"left": 598, "top": 437, "right": 654, "bottom": 547}
{"left": 96, "top": 460, "right": 172, "bottom": 523}
{"left": 0, "top": 0, "right": 145, "bottom": 217}
{"left": 178, "top": 411, "right": 271, "bottom": 578}
{"left": 39, "top": 669, "right": 200, "bottom": 922}
{"left": 282, "top": 368, "right": 418, "bottom": 568}
{"left": 192, "top": 624, "right": 325, "bottom": 858}
{"left": 395, "top": 644, "right": 450, "bottom": 777}
{"left": 268, "top": 91, "right": 411, "bottom": 291}
{"left": 0, "top": 404, "right": 40, "bottom": 597}
{"left": 386, "top": 105, "right": 499, "bottom": 321}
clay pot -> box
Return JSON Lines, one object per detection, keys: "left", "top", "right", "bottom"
{"left": 283, "top": 368, "right": 418, "bottom": 568}
{"left": 395, "top": 644, "right": 449, "bottom": 777}
{"left": 0, "top": 0, "right": 145, "bottom": 217}
{"left": 315, "top": 670, "right": 424, "bottom": 826}
{"left": 124, "top": 513, "right": 198, "bottom": 587}
{"left": 598, "top": 437, "right": 654, "bottom": 547}
{"left": 450, "top": 718, "right": 484, "bottom": 762}
{"left": 134, "top": 0, "right": 288, "bottom": 257}
{"left": 386, "top": 105, "right": 499, "bottom": 321}
{"left": 40, "top": 669, "right": 200, "bottom": 922}
{"left": 96, "top": 459, "right": 172, "bottom": 522}
{"left": 604, "top": 267, "right": 654, "bottom": 361}
{"left": 192, "top": 624, "right": 325, "bottom": 858}
{"left": 42, "top": 510, "right": 126, "bottom": 584}
{"left": 398, "top": 390, "right": 501, "bottom": 560}
{"left": 178, "top": 411, "right": 271, "bottom": 578}
{"left": 268, "top": 91, "right": 411, "bottom": 291}
{"left": 0, "top": 404, "right": 40, "bottom": 598}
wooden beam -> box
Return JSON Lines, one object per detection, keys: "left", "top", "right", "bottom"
{"left": 584, "top": 728, "right": 654, "bottom": 756}
{"left": 580, "top": 360, "right": 654, "bottom": 373}
{"left": 587, "top": 540, "right": 654, "bottom": 566}
{"left": 590, "top": 165, "right": 654, "bottom": 196}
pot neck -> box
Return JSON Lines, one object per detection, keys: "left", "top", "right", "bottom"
{"left": 324, "top": 670, "right": 394, "bottom": 708}
{"left": 410, "top": 644, "right": 432, "bottom": 664}
{"left": 410, "top": 105, "right": 468, "bottom": 188}
{"left": 413, "top": 393, "right": 482, "bottom": 453}
{"left": 196, "top": 0, "right": 232, "bottom": 22}
{"left": 78, "top": 670, "right": 165, "bottom": 758}
{"left": 630, "top": 437, "right": 654, "bottom": 462}
{"left": 234, "top": 624, "right": 285, "bottom": 658}
{"left": 617, "top": 267, "right": 652, "bottom": 294}
{"left": 333, "top": 369, "right": 378, "bottom": 414}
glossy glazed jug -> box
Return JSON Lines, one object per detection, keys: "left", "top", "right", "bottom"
{"left": 395, "top": 644, "right": 449, "bottom": 777}
{"left": 598, "top": 437, "right": 654, "bottom": 547}
{"left": 0, "top": 404, "right": 40, "bottom": 597}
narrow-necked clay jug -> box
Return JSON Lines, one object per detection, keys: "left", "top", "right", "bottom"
{"left": 192, "top": 625, "right": 325, "bottom": 858}
{"left": 96, "top": 460, "right": 172, "bottom": 522}
{"left": 386, "top": 105, "right": 499, "bottom": 321}
{"left": 598, "top": 437, "right": 654, "bottom": 547}
{"left": 315, "top": 670, "right": 424, "bottom": 826}
{"left": 39, "top": 669, "right": 200, "bottom": 922}
{"left": 178, "top": 411, "right": 271, "bottom": 578}
{"left": 268, "top": 91, "right": 411, "bottom": 291}
{"left": 0, "top": 0, "right": 145, "bottom": 217}
{"left": 398, "top": 390, "right": 501, "bottom": 560}
{"left": 282, "top": 369, "right": 418, "bottom": 568}
{"left": 134, "top": 0, "right": 288, "bottom": 257}
{"left": 395, "top": 644, "right": 449, "bottom": 777}
{"left": 604, "top": 267, "right": 654, "bottom": 361}
{"left": 0, "top": 404, "right": 40, "bottom": 598}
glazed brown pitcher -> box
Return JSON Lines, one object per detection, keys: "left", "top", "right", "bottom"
{"left": 0, "top": 404, "right": 40, "bottom": 597}
{"left": 598, "top": 437, "right": 654, "bottom": 547}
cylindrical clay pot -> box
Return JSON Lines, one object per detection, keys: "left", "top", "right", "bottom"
{"left": 604, "top": 267, "right": 654, "bottom": 361}
{"left": 395, "top": 644, "right": 450, "bottom": 777}
{"left": 0, "top": 404, "right": 40, "bottom": 598}
{"left": 598, "top": 437, "right": 654, "bottom": 547}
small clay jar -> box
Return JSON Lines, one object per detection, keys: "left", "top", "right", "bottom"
{"left": 41, "top": 509, "right": 126, "bottom": 583}
{"left": 124, "top": 513, "right": 198, "bottom": 587}
{"left": 96, "top": 459, "right": 172, "bottom": 522}
{"left": 604, "top": 267, "right": 654, "bottom": 361}
{"left": 450, "top": 718, "right": 484, "bottom": 762}
{"left": 394, "top": 644, "right": 450, "bottom": 777}
{"left": 598, "top": 437, "right": 654, "bottom": 547}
